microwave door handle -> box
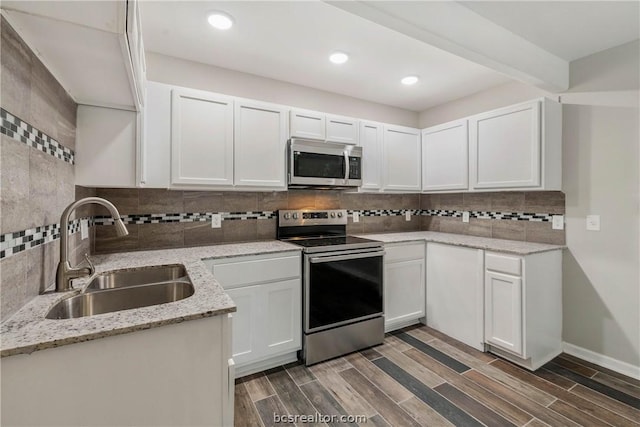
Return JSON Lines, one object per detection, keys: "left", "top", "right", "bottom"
{"left": 344, "top": 151, "right": 350, "bottom": 182}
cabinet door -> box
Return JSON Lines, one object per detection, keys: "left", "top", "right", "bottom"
{"left": 469, "top": 101, "right": 541, "bottom": 189}
{"left": 171, "top": 88, "right": 234, "bottom": 186}
{"left": 326, "top": 114, "right": 359, "bottom": 144}
{"left": 234, "top": 101, "right": 288, "bottom": 188}
{"left": 422, "top": 120, "right": 468, "bottom": 191}
{"left": 359, "top": 121, "right": 383, "bottom": 190}
{"left": 290, "top": 109, "right": 325, "bottom": 140}
{"left": 384, "top": 259, "right": 425, "bottom": 332}
{"left": 262, "top": 279, "right": 302, "bottom": 357}
{"left": 426, "top": 243, "right": 484, "bottom": 351}
{"left": 225, "top": 285, "right": 262, "bottom": 365}
{"left": 382, "top": 125, "right": 421, "bottom": 191}
{"left": 485, "top": 271, "right": 523, "bottom": 356}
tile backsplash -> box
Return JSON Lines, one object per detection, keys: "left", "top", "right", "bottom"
{"left": 420, "top": 191, "right": 566, "bottom": 245}
{"left": 92, "top": 188, "right": 565, "bottom": 254}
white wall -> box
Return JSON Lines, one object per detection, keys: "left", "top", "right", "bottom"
{"left": 146, "top": 52, "right": 419, "bottom": 128}
{"left": 419, "top": 41, "right": 640, "bottom": 370}
{"left": 418, "top": 81, "right": 550, "bottom": 128}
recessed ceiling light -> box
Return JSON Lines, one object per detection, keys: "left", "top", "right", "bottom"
{"left": 329, "top": 52, "right": 349, "bottom": 64}
{"left": 401, "top": 76, "right": 419, "bottom": 85}
{"left": 208, "top": 12, "right": 234, "bottom": 30}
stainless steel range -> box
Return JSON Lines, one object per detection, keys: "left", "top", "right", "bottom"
{"left": 277, "top": 209, "right": 385, "bottom": 366}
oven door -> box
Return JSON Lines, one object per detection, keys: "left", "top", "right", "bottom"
{"left": 304, "top": 249, "right": 384, "bottom": 333}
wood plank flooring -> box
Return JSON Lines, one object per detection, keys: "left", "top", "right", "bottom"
{"left": 235, "top": 325, "right": 640, "bottom": 426}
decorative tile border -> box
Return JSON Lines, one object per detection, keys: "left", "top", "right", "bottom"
{"left": 423, "top": 209, "right": 553, "bottom": 222}
{"left": 0, "top": 208, "right": 558, "bottom": 260}
{"left": 0, "top": 218, "right": 91, "bottom": 260}
{"left": 0, "top": 108, "right": 75, "bottom": 165}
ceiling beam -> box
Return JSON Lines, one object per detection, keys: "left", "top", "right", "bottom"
{"left": 326, "top": 1, "right": 569, "bottom": 92}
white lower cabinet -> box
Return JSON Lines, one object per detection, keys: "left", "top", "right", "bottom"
{"left": 206, "top": 252, "right": 302, "bottom": 376}
{"left": 384, "top": 242, "right": 425, "bottom": 332}
{"left": 426, "top": 243, "right": 485, "bottom": 351}
{"left": 1, "top": 315, "right": 234, "bottom": 427}
{"left": 484, "top": 250, "right": 562, "bottom": 370}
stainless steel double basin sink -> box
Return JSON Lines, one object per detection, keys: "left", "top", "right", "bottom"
{"left": 46, "top": 265, "right": 194, "bottom": 320}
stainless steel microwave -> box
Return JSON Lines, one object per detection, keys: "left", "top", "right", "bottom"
{"left": 288, "top": 139, "right": 362, "bottom": 188}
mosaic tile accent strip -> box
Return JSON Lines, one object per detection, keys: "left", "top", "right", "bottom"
{"left": 0, "top": 108, "right": 75, "bottom": 165}
{"left": 0, "top": 208, "right": 557, "bottom": 260}
{"left": 422, "top": 209, "right": 553, "bottom": 222}
{"left": 93, "top": 211, "right": 278, "bottom": 225}
{"left": 0, "top": 218, "right": 91, "bottom": 260}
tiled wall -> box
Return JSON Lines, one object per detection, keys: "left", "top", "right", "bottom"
{"left": 0, "top": 17, "right": 91, "bottom": 320}
{"left": 92, "top": 189, "right": 421, "bottom": 253}
{"left": 92, "top": 188, "right": 565, "bottom": 254}
{"left": 420, "top": 191, "right": 566, "bottom": 245}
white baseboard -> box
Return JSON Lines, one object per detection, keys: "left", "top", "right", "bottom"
{"left": 562, "top": 342, "right": 640, "bottom": 380}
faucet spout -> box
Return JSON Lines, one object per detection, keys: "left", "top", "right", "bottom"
{"left": 55, "top": 197, "right": 128, "bottom": 292}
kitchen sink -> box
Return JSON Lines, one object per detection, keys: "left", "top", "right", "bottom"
{"left": 83, "top": 264, "right": 187, "bottom": 291}
{"left": 45, "top": 281, "right": 195, "bottom": 319}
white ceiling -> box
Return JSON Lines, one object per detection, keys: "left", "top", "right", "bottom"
{"left": 140, "top": 1, "right": 639, "bottom": 113}
{"left": 460, "top": 1, "right": 640, "bottom": 61}
{"left": 139, "top": 1, "right": 510, "bottom": 112}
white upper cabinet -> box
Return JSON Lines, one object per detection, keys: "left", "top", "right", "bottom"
{"left": 359, "top": 121, "right": 384, "bottom": 190}
{"left": 382, "top": 125, "right": 421, "bottom": 192}
{"left": 421, "top": 119, "right": 469, "bottom": 192}
{"left": 290, "top": 109, "right": 326, "bottom": 140}
{"left": 326, "top": 115, "right": 359, "bottom": 144}
{"left": 234, "top": 100, "right": 288, "bottom": 189}
{"left": 469, "top": 98, "right": 561, "bottom": 191}
{"left": 142, "top": 81, "right": 172, "bottom": 188}
{"left": 2, "top": 0, "right": 145, "bottom": 110}
{"left": 290, "top": 109, "right": 359, "bottom": 144}
{"left": 171, "top": 88, "right": 234, "bottom": 186}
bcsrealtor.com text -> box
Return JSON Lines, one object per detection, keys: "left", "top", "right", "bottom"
{"left": 274, "top": 412, "right": 367, "bottom": 424}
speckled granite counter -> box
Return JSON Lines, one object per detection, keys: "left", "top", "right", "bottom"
{"left": 355, "top": 231, "right": 565, "bottom": 255}
{"left": 1, "top": 241, "right": 301, "bottom": 357}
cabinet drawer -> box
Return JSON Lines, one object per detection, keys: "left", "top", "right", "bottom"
{"left": 213, "top": 254, "right": 301, "bottom": 289}
{"left": 486, "top": 253, "right": 521, "bottom": 276}
{"left": 385, "top": 243, "right": 425, "bottom": 262}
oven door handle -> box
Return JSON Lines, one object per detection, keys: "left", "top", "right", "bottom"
{"left": 309, "top": 251, "right": 384, "bottom": 264}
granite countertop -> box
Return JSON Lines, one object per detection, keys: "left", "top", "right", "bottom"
{"left": 355, "top": 231, "right": 565, "bottom": 255}
{"left": 1, "top": 241, "right": 301, "bottom": 357}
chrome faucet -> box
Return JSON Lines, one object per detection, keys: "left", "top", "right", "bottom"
{"left": 56, "top": 197, "right": 129, "bottom": 292}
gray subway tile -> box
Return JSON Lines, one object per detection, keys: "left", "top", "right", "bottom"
{"left": 138, "top": 223, "right": 184, "bottom": 250}
{"left": 1, "top": 136, "right": 30, "bottom": 234}
{"left": 96, "top": 188, "right": 139, "bottom": 215}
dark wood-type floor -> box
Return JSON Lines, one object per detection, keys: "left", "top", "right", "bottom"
{"left": 235, "top": 325, "right": 640, "bottom": 426}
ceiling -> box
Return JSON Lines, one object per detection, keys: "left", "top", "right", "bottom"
{"left": 139, "top": 1, "right": 510, "bottom": 112}
{"left": 139, "top": 1, "right": 639, "bottom": 113}
{"left": 460, "top": 1, "right": 640, "bottom": 61}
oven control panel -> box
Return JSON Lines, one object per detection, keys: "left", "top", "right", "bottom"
{"left": 279, "top": 209, "right": 347, "bottom": 226}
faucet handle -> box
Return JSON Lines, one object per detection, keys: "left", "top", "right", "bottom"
{"left": 83, "top": 253, "right": 95, "bottom": 275}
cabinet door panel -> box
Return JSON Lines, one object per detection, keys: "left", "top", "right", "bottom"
{"left": 485, "top": 271, "right": 523, "bottom": 356}
{"left": 171, "top": 89, "right": 233, "bottom": 186}
{"left": 326, "top": 115, "right": 358, "bottom": 144}
{"left": 426, "top": 243, "right": 484, "bottom": 351}
{"left": 382, "top": 126, "right": 421, "bottom": 191}
{"left": 225, "top": 286, "right": 261, "bottom": 365}
{"left": 290, "top": 109, "right": 325, "bottom": 140}
{"left": 235, "top": 101, "right": 287, "bottom": 188}
{"left": 384, "top": 259, "right": 425, "bottom": 331}
{"left": 264, "top": 279, "right": 302, "bottom": 355}
{"left": 422, "top": 120, "right": 468, "bottom": 191}
{"left": 359, "top": 121, "right": 383, "bottom": 190}
{"left": 470, "top": 101, "right": 540, "bottom": 189}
